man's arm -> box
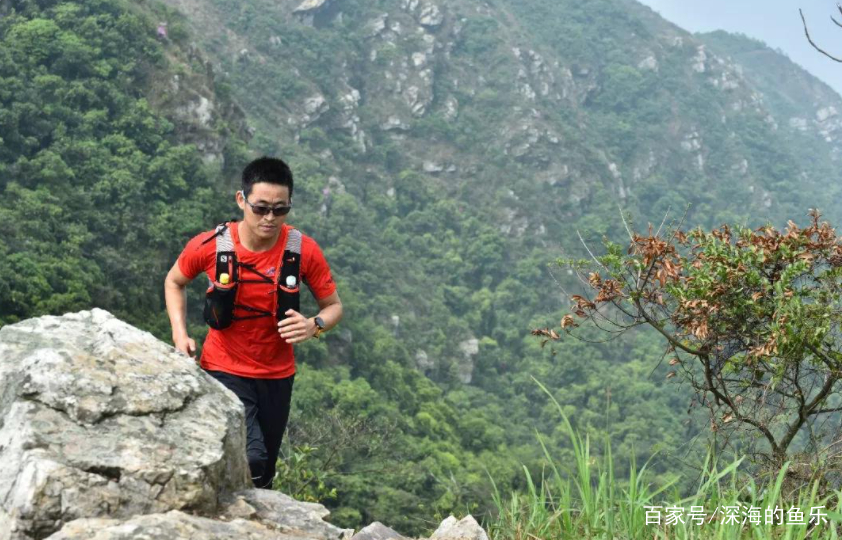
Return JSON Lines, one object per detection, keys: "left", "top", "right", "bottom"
{"left": 164, "top": 262, "right": 197, "bottom": 357}
{"left": 278, "top": 291, "right": 343, "bottom": 344}
{"left": 314, "top": 291, "right": 343, "bottom": 331}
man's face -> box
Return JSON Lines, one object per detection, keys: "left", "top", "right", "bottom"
{"left": 236, "top": 182, "right": 291, "bottom": 241}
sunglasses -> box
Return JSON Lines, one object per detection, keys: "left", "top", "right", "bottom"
{"left": 240, "top": 191, "right": 292, "bottom": 216}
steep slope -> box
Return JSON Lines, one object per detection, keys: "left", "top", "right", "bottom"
{"left": 165, "top": 0, "right": 842, "bottom": 225}
{"left": 156, "top": 0, "right": 842, "bottom": 374}
{"left": 701, "top": 29, "right": 842, "bottom": 170}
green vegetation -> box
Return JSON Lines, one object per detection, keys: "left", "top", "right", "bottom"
{"left": 0, "top": 0, "right": 241, "bottom": 334}
{"left": 5, "top": 0, "right": 842, "bottom": 536}
{"left": 550, "top": 211, "right": 842, "bottom": 476}
{"left": 487, "top": 380, "right": 842, "bottom": 539}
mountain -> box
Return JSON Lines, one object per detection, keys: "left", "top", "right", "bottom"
{"left": 5, "top": 0, "right": 842, "bottom": 534}
{"left": 701, "top": 29, "right": 842, "bottom": 170}
{"left": 160, "top": 0, "right": 842, "bottom": 227}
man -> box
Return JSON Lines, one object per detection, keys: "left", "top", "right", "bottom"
{"left": 164, "top": 156, "right": 342, "bottom": 489}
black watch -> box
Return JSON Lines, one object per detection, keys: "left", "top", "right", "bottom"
{"left": 313, "top": 316, "right": 326, "bottom": 338}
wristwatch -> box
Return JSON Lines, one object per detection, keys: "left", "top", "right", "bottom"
{"left": 313, "top": 316, "right": 326, "bottom": 339}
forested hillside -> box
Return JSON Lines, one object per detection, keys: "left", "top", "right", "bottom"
{"left": 0, "top": 0, "right": 250, "bottom": 330}
{"left": 3, "top": 0, "right": 842, "bottom": 534}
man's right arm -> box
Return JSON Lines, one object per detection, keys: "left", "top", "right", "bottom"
{"left": 164, "top": 262, "right": 197, "bottom": 357}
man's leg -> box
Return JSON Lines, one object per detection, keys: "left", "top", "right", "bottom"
{"left": 204, "top": 369, "right": 268, "bottom": 486}
{"left": 253, "top": 375, "right": 295, "bottom": 489}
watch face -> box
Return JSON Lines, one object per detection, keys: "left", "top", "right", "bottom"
{"left": 315, "top": 316, "right": 326, "bottom": 329}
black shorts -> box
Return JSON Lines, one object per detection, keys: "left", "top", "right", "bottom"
{"left": 204, "top": 369, "right": 295, "bottom": 489}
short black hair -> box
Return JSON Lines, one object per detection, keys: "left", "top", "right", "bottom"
{"left": 242, "top": 156, "right": 294, "bottom": 198}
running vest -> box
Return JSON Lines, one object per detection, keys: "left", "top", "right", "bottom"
{"left": 201, "top": 222, "right": 301, "bottom": 330}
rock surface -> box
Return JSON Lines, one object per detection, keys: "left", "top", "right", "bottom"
{"left": 350, "top": 522, "right": 407, "bottom": 540}
{"left": 429, "top": 516, "right": 488, "bottom": 540}
{"left": 47, "top": 511, "right": 293, "bottom": 540}
{"left": 221, "top": 490, "right": 351, "bottom": 539}
{"left": 293, "top": 0, "right": 331, "bottom": 14}
{"left": 0, "top": 310, "right": 349, "bottom": 540}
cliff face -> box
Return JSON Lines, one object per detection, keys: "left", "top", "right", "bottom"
{"left": 0, "top": 0, "right": 251, "bottom": 330}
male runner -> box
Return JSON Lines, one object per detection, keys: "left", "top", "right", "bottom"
{"left": 164, "top": 156, "right": 342, "bottom": 488}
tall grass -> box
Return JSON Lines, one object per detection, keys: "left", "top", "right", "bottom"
{"left": 486, "top": 378, "right": 842, "bottom": 540}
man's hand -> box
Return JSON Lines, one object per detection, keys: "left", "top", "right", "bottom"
{"left": 174, "top": 334, "right": 197, "bottom": 357}
{"left": 165, "top": 261, "right": 196, "bottom": 359}
{"left": 278, "top": 309, "right": 316, "bottom": 344}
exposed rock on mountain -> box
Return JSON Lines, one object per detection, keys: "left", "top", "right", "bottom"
{"left": 350, "top": 522, "right": 408, "bottom": 540}
{"left": 701, "top": 30, "right": 842, "bottom": 160}
{"left": 294, "top": 0, "right": 332, "bottom": 13}
{"left": 430, "top": 515, "right": 488, "bottom": 540}
{"left": 0, "top": 310, "right": 350, "bottom": 540}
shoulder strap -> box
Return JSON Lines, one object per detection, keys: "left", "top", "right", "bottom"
{"left": 279, "top": 228, "right": 302, "bottom": 290}
{"left": 275, "top": 228, "right": 302, "bottom": 321}
{"left": 210, "top": 222, "right": 237, "bottom": 282}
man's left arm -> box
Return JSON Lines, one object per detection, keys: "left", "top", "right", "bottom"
{"left": 278, "top": 292, "right": 342, "bottom": 344}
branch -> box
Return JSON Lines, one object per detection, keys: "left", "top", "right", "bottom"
{"left": 617, "top": 203, "right": 635, "bottom": 244}
{"left": 808, "top": 343, "right": 842, "bottom": 371}
{"left": 633, "top": 298, "right": 706, "bottom": 356}
{"left": 833, "top": 4, "right": 842, "bottom": 28}
{"left": 698, "top": 350, "right": 782, "bottom": 456}
{"left": 577, "top": 229, "right": 611, "bottom": 274}
{"left": 655, "top": 205, "right": 672, "bottom": 238}
{"left": 777, "top": 373, "right": 840, "bottom": 458}
{"left": 801, "top": 9, "right": 842, "bottom": 63}
{"left": 811, "top": 405, "right": 842, "bottom": 415}
{"left": 805, "top": 372, "right": 839, "bottom": 414}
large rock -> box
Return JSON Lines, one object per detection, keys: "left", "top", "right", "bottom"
{"left": 429, "top": 516, "right": 487, "bottom": 540}
{"left": 0, "top": 310, "right": 349, "bottom": 540}
{"left": 47, "top": 511, "right": 289, "bottom": 540}
{"left": 221, "top": 490, "right": 352, "bottom": 539}
{"left": 293, "top": 0, "right": 330, "bottom": 13}
{"left": 350, "top": 522, "right": 407, "bottom": 540}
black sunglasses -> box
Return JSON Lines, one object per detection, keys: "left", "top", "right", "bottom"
{"left": 241, "top": 191, "right": 292, "bottom": 216}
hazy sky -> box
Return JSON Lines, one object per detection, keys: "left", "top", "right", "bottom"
{"left": 636, "top": 0, "right": 842, "bottom": 96}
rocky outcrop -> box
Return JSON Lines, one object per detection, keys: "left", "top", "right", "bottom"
{"left": 293, "top": 0, "right": 332, "bottom": 14}
{"left": 350, "top": 522, "right": 408, "bottom": 540}
{"left": 0, "top": 310, "right": 491, "bottom": 540}
{"left": 430, "top": 516, "right": 488, "bottom": 540}
{"left": 0, "top": 310, "right": 350, "bottom": 540}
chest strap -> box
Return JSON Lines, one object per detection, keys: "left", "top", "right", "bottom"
{"left": 204, "top": 223, "right": 302, "bottom": 323}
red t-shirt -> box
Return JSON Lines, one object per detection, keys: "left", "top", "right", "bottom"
{"left": 178, "top": 222, "right": 336, "bottom": 378}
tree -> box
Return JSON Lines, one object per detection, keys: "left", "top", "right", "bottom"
{"left": 536, "top": 210, "right": 842, "bottom": 476}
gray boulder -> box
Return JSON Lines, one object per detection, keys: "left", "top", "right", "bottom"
{"left": 429, "top": 515, "right": 488, "bottom": 540}
{"left": 221, "top": 489, "right": 352, "bottom": 539}
{"left": 0, "top": 310, "right": 350, "bottom": 540}
{"left": 350, "top": 522, "right": 407, "bottom": 540}
{"left": 47, "top": 511, "right": 292, "bottom": 539}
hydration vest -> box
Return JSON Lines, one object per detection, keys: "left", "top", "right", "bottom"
{"left": 200, "top": 221, "right": 301, "bottom": 330}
